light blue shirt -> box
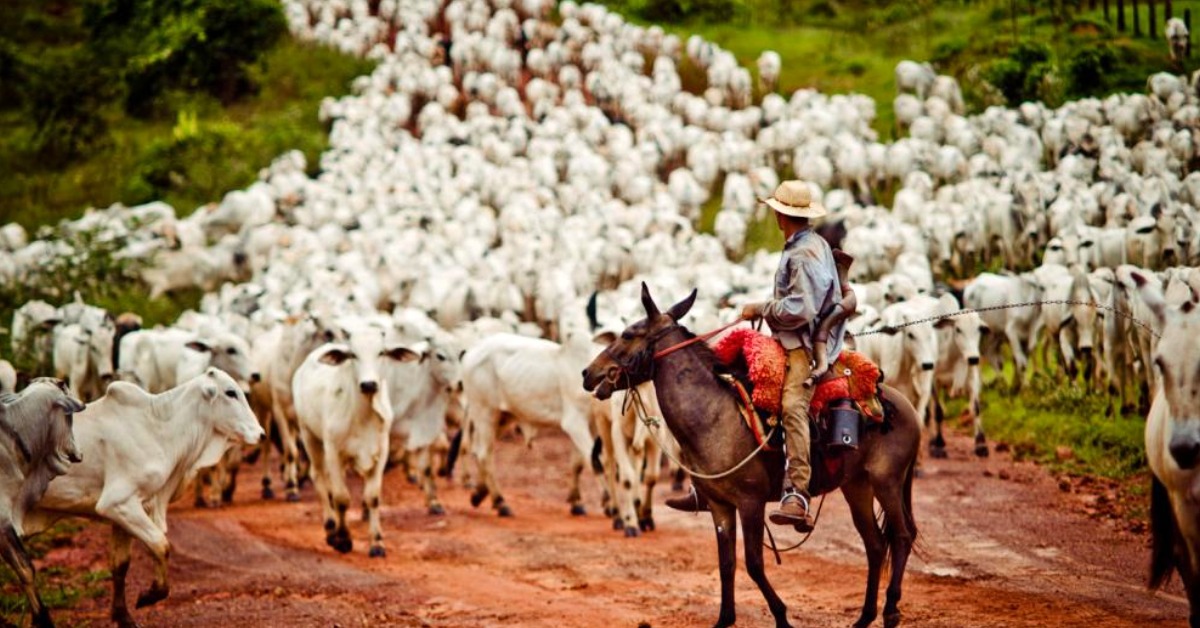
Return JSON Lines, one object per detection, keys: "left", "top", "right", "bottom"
{"left": 763, "top": 228, "right": 845, "bottom": 364}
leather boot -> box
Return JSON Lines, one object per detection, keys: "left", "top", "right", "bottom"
{"left": 664, "top": 487, "right": 709, "bottom": 512}
{"left": 769, "top": 492, "right": 815, "bottom": 532}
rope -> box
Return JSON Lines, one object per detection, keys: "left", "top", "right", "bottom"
{"left": 853, "top": 299, "right": 1161, "bottom": 339}
{"left": 653, "top": 319, "right": 742, "bottom": 360}
{"left": 625, "top": 381, "right": 775, "bottom": 480}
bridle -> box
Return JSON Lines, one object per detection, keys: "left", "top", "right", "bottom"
{"left": 600, "top": 319, "right": 743, "bottom": 391}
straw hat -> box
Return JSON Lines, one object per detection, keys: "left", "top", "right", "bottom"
{"left": 761, "top": 180, "right": 826, "bottom": 219}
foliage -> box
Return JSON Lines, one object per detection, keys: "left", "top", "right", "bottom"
{"left": 124, "top": 112, "right": 247, "bottom": 204}
{"left": 21, "top": 50, "right": 120, "bottom": 165}
{"left": 985, "top": 41, "right": 1057, "bottom": 105}
{"left": 613, "top": 0, "right": 749, "bottom": 24}
{"left": 1065, "top": 44, "right": 1118, "bottom": 97}
{"left": 0, "top": 522, "right": 108, "bottom": 622}
{"left": 85, "top": 0, "right": 288, "bottom": 116}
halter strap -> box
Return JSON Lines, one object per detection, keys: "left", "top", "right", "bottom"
{"left": 652, "top": 320, "right": 741, "bottom": 360}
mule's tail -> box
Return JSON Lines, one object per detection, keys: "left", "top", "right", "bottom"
{"left": 881, "top": 459, "right": 920, "bottom": 565}
{"left": 1149, "top": 473, "right": 1177, "bottom": 590}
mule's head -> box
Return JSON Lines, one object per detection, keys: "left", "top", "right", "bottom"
{"left": 582, "top": 283, "right": 696, "bottom": 400}
{"left": 1132, "top": 271, "right": 1200, "bottom": 469}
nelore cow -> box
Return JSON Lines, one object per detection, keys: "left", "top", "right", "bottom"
{"left": 0, "top": 379, "right": 83, "bottom": 628}
{"left": 25, "top": 369, "right": 263, "bottom": 628}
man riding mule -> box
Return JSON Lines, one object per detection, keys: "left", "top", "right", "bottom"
{"left": 581, "top": 284, "right": 918, "bottom": 628}
{"left": 668, "top": 180, "right": 856, "bottom": 533}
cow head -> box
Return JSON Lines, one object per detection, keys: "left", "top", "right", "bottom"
{"left": 198, "top": 368, "right": 263, "bottom": 446}
{"left": 1132, "top": 271, "right": 1200, "bottom": 469}
{"left": 23, "top": 378, "right": 84, "bottom": 474}
{"left": 582, "top": 283, "right": 696, "bottom": 400}
{"left": 318, "top": 322, "right": 396, "bottom": 423}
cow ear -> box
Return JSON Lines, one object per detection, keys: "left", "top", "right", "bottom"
{"left": 385, "top": 347, "right": 421, "bottom": 362}
{"left": 978, "top": 322, "right": 991, "bottom": 335}
{"left": 41, "top": 318, "right": 61, "bottom": 331}
{"left": 640, "top": 282, "right": 660, "bottom": 318}
{"left": 1129, "top": 270, "right": 1167, "bottom": 326}
{"left": 879, "top": 325, "right": 900, "bottom": 336}
{"left": 665, "top": 288, "right": 698, "bottom": 321}
{"left": 319, "top": 349, "right": 352, "bottom": 366}
{"left": 186, "top": 340, "right": 212, "bottom": 353}
{"left": 933, "top": 317, "right": 955, "bottom": 330}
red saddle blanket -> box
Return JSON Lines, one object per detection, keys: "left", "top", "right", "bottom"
{"left": 711, "top": 328, "right": 883, "bottom": 422}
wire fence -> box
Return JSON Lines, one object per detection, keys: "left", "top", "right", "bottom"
{"left": 853, "top": 299, "right": 1161, "bottom": 340}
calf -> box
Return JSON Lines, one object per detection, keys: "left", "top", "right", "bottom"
{"left": 293, "top": 319, "right": 408, "bottom": 557}
{"left": 461, "top": 330, "right": 603, "bottom": 517}
{"left": 53, "top": 322, "right": 115, "bottom": 402}
{"left": 1033, "top": 263, "right": 1100, "bottom": 382}
{"left": 0, "top": 379, "right": 83, "bottom": 628}
{"left": 1138, "top": 271, "right": 1200, "bottom": 624}
{"left": 923, "top": 294, "right": 990, "bottom": 458}
{"left": 25, "top": 369, "right": 262, "bottom": 628}
{"left": 963, "top": 272, "right": 1042, "bottom": 392}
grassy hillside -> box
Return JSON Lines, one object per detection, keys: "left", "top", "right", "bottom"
{"left": 604, "top": 0, "right": 1200, "bottom": 139}
{"left": 0, "top": 1, "right": 374, "bottom": 231}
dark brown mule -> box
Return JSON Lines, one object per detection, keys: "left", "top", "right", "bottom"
{"left": 582, "top": 285, "right": 920, "bottom": 628}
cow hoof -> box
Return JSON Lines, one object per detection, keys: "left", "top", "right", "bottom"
{"left": 262, "top": 486, "right": 276, "bottom": 500}
{"left": 428, "top": 503, "right": 446, "bottom": 516}
{"left": 469, "top": 487, "right": 489, "bottom": 508}
{"left": 193, "top": 496, "right": 209, "bottom": 509}
{"left": 368, "top": 546, "right": 386, "bottom": 558}
{"left": 639, "top": 518, "right": 655, "bottom": 532}
{"left": 672, "top": 481, "right": 684, "bottom": 492}
{"left": 135, "top": 585, "right": 168, "bottom": 609}
{"left": 612, "top": 517, "right": 623, "bottom": 531}
{"left": 569, "top": 504, "right": 586, "bottom": 516}
{"left": 333, "top": 536, "right": 353, "bottom": 554}
{"left": 974, "top": 443, "right": 990, "bottom": 458}
{"left": 406, "top": 474, "right": 418, "bottom": 485}
{"left": 497, "top": 504, "right": 514, "bottom": 517}
{"left": 286, "top": 492, "right": 301, "bottom": 503}
{"left": 929, "top": 446, "right": 948, "bottom": 459}
{"left": 114, "top": 613, "right": 141, "bottom": 628}
{"left": 914, "top": 467, "right": 925, "bottom": 479}
{"left": 623, "top": 526, "right": 640, "bottom": 538}
{"left": 32, "top": 607, "right": 54, "bottom": 628}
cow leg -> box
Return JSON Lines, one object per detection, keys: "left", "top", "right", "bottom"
{"left": 273, "top": 400, "right": 303, "bottom": 502}
{"left": 610, "top": 408, "right": 641, "bottom": 536}
{"left": 594, "top": 404, "right": 620, "bottom": 526}
{"left": 99, "top": 500, "right": 171, "bottom": 610}
{"left": 414, "top": 447, "right": 444, "bottom": 515}
{"left": 737, "top": 500, "right": 790, "bottom": 628}
{"left": 322, "top": 440, "right": 353, "bottom": 554}
{"left": 468, "top": 408, "right": 508, "bottom": 516}
{"left": 109, "top": 525, "right": 137, "bottom": 628}
{"left": 220, "top": 447, "right": 240, "bottom": 503}
{"left": 1004, "top": 322, "right": 1028, "bottom": 393}
{"left": 194, "top": 468, "right": 216, "bottom": 508}
{"left": 637, "top": 434, "right": 660, "bottom": 532}
{"left": 561, "top": 413, "right": 596, "bottom": 516}
{"left": 929, "top": 394, "right": 947, "bottom": 459}
{"left": 1058, "top": 328, "right": 1078, "bottom": 380}
{"left": 0, "top": 524, "right": 52, "bottom": 628}
{"left": 363, "top": 442, "right": 388, "bottom": 558}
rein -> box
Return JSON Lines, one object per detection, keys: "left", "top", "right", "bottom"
{"left": 613, "top": 320, "right": 778, "bottom": 481}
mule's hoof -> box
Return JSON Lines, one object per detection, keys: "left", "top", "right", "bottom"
{"left": 135, "top": 585, "right": 168, "bottom": 609}
{"left": 428, "top": 503, "right": 446, "bottom": 516}
{"left": 569, "top": 504, "right": 586, "bottom": 516}
{"left": 368, "top": 546, "right": 386, "bottom": 558}
{"left": 974, "top": 443, "right": 990, "bottom": 458}
{"left": 638, "top": 517, "right": 655, "bottom": 532}
{"left": 32, "top": 607, "right": 54, "bottom": 628}
{"left": 262, "top": 486, "right": 276, "bottom": 500}
{"left": 883, "top": 610, "right": 901, "bottom": 628}
{"left": 286, "top": 492, "right": 301, "bottom": 503}
{"left": 497, "top": 504, "right": 514, "bottom": 517}
{"left": 929, "top": 446, "right": 948, "bottom": 459}
{"left": 623, "top": 526, "right": 640, "bottom": 538}
{"left": 114, "top": 613, "right": 141, "bottom": 628}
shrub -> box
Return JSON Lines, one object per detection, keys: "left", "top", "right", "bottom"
{"left": 1065, "top": 44, "right": 1117, "bottom": 98}
{"left": 984, "top": 42, "right": 1055, "bottom": 105}
{"left": 124, "top": 112, "right": 247, "bottom": 204}
{"left": 23, "top": 50, "right": 118, "bottom": 164}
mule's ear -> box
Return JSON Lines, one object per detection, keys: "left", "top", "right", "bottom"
{"left": 592, "top": 330, "right": 617, "bottom": 345}
{"left": 640, "top": 282, "right": 660, "bottom": 318}
{"left": 666, "top": 288, "right": 698, "bottom": 321}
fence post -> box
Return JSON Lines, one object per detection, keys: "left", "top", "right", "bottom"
{"left": 1118, "top": 0, "right": 1126, "bottom": 31}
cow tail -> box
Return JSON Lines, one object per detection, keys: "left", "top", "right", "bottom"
{"left": 1149, "top": 473, "right": 1177, "bottom": 590}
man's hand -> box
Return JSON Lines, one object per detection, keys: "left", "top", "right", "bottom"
{"left": 740, "top": 301, "right": 766, "bottom": 321}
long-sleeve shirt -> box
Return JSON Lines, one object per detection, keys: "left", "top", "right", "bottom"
{"left": 762, "top": 228, "right": 845, "bottom": 364}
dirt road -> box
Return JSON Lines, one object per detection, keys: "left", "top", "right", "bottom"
{"left": 41, "top": 430, "right": 1187, "bottom": 628}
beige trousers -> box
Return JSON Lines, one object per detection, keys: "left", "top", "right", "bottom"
{"left": 782, "top": 347, "right": 814, "bottom": 496}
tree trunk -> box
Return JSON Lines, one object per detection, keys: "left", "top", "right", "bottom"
{"left": 1149, "top": 0, "right": 1157, "bottom": 39}
{"left": 1104, "top": 0, "right": 1110, "bottom": 22}
{"left": 1133, "top": 0, "right": 1141, "bottom": 36}
{"left": 1166, "top": 0, "right": 1172, "bottom": 19}
{"left": 1118, "top": 0, "right": 1126, "bottom": 31}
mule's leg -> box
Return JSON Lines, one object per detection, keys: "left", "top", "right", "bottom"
{"left": 0, "top": 524, "right": 52, "bottom": 628}
{"left": 738, "top": 503, "right": 790, "bottom": 627}
{"left": 709, "top": 501, "right": 739, "bottom": 628}
{"left": 109, "top": 525, "right": 137, "bottom": 628}
{"left": 842, "top": 480, "right": 885, "bottom": 628}
{"left": 874, "top": 468, "right": 917, "bottom": 628}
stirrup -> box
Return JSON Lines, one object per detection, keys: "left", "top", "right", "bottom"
{"left": 781, "top": 490, "right": 810, "bottom": 513}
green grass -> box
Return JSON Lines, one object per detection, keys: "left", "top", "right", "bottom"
{"left": 0, "top": 38, "right": 374, "bottom": 230}
{"left": 0, "top": 521, "right": 107, "bottom": 625}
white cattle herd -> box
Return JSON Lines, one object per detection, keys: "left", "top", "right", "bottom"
{"left": 2, "top": 0, "right": 1200, "bottom": 625}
